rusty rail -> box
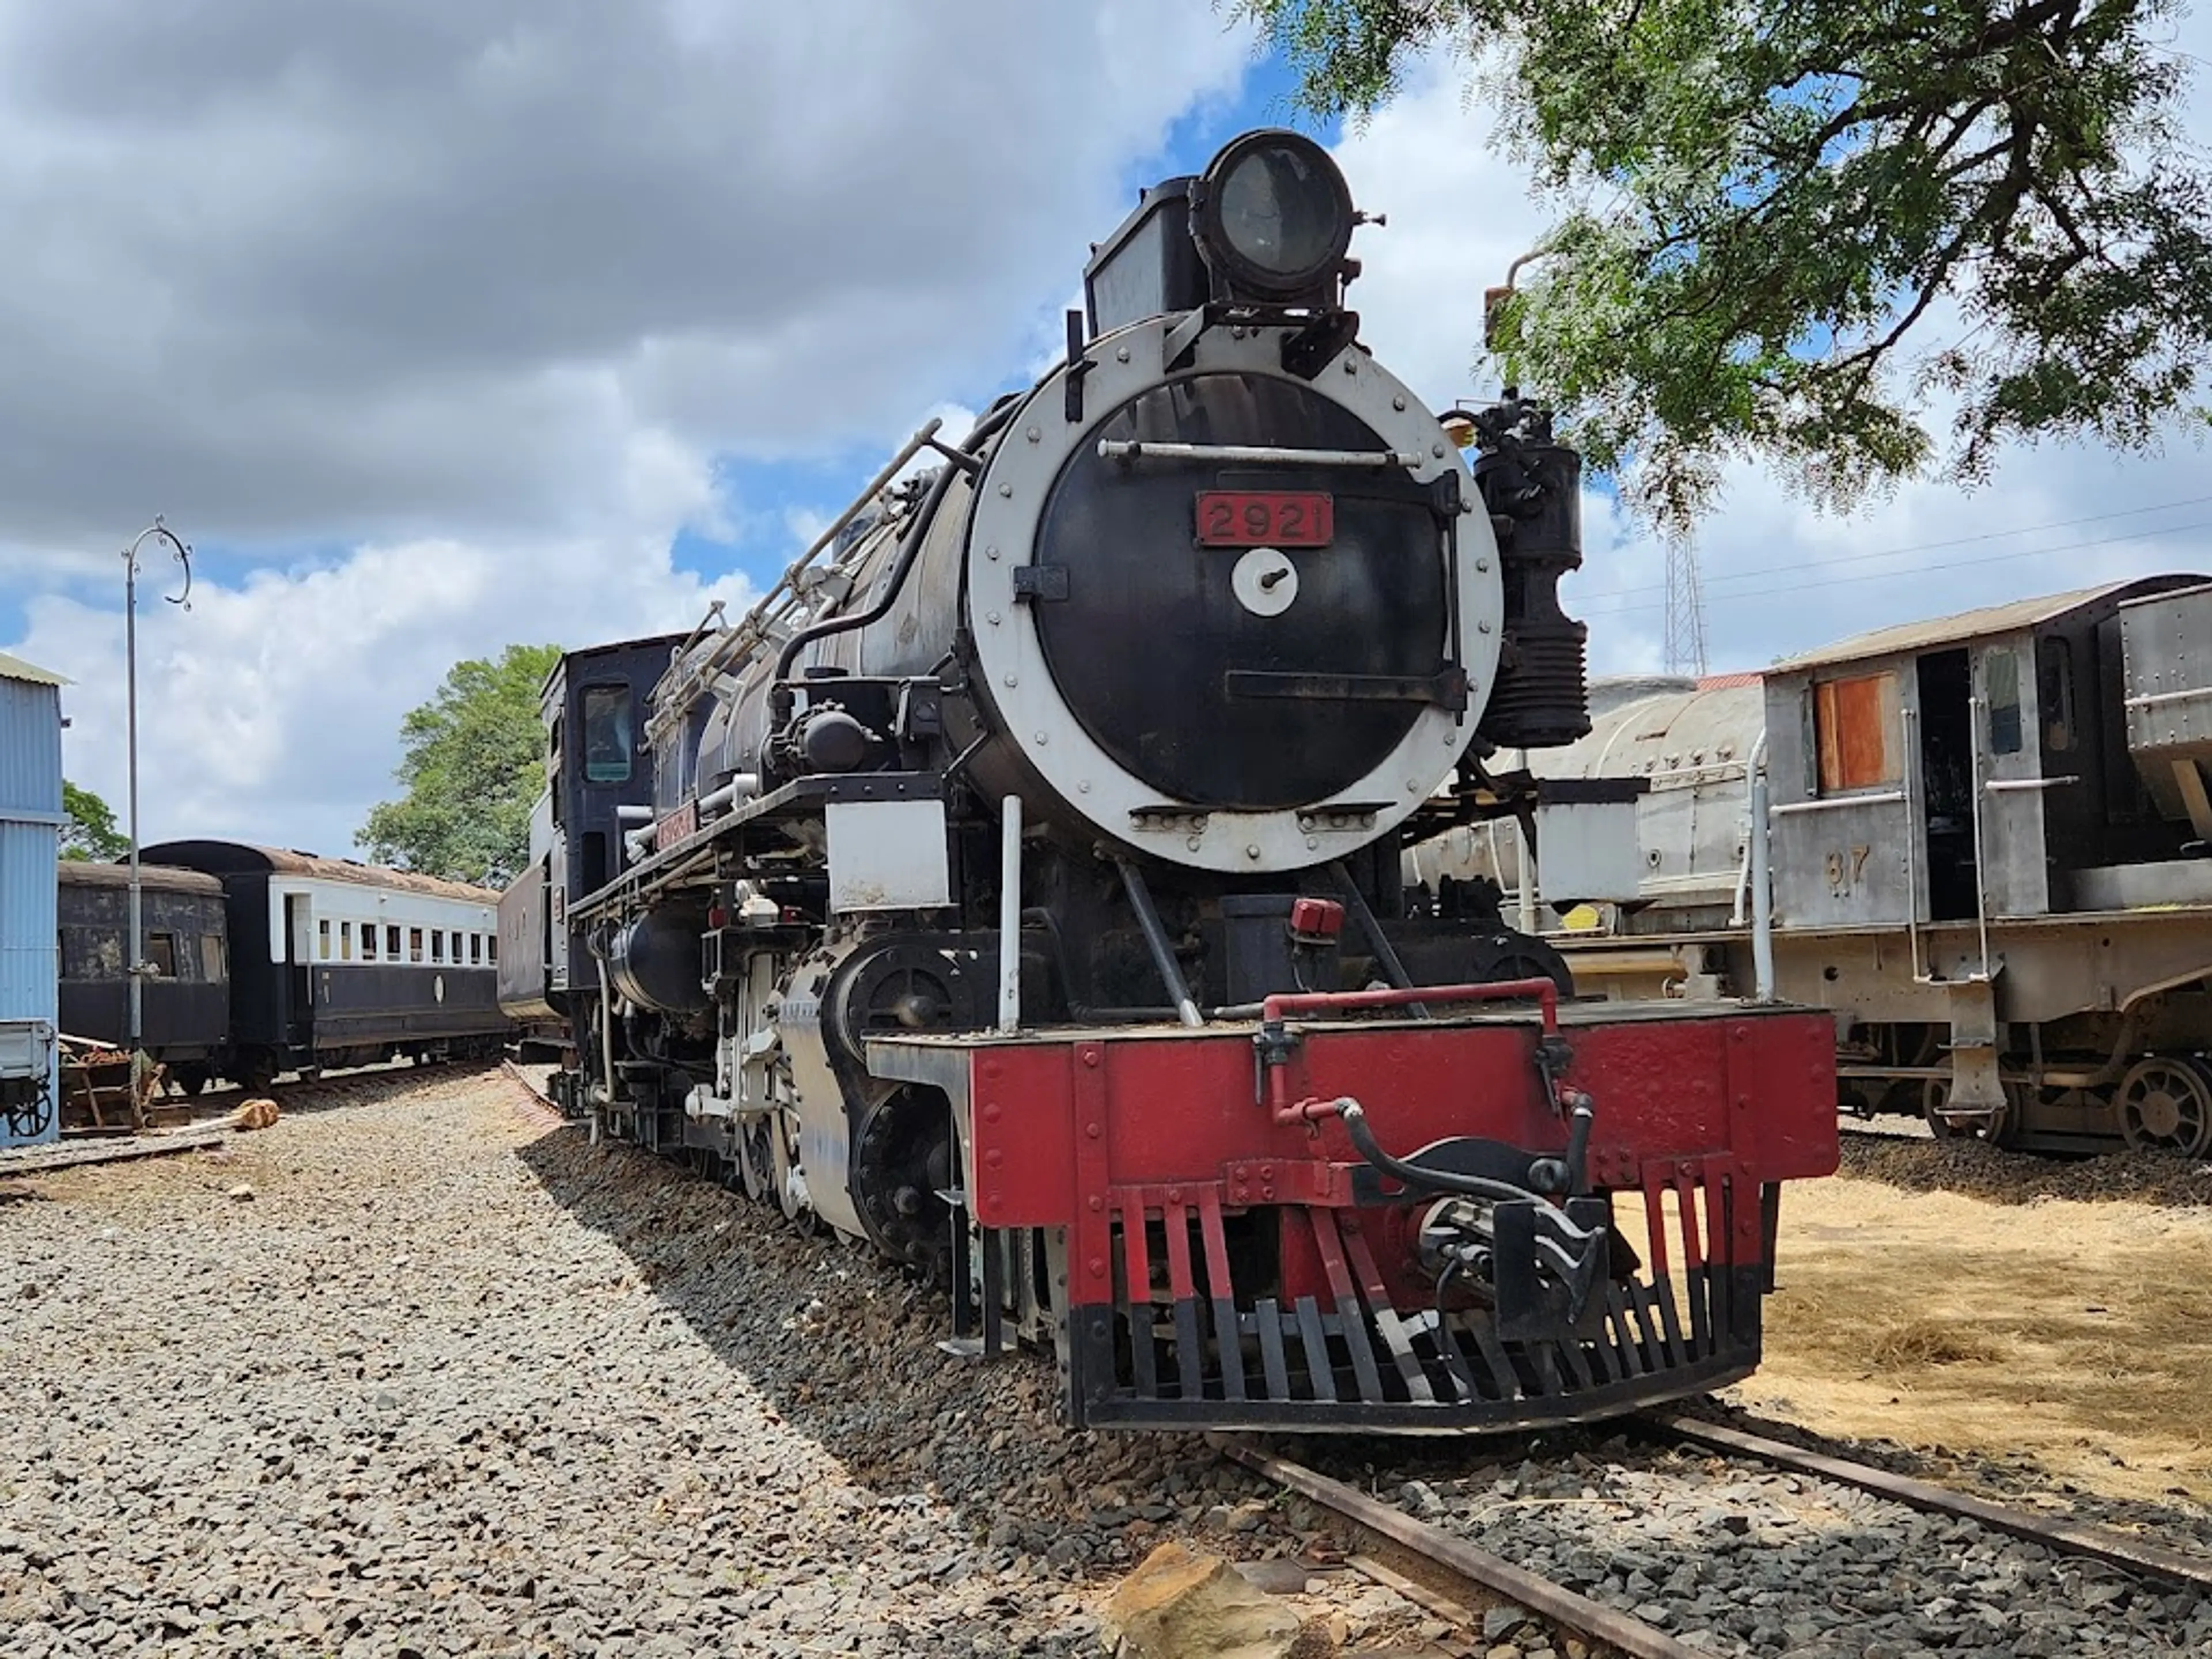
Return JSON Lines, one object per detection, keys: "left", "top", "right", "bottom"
{"left": 1209, "top": 1434, "right": 1704, "bottom": 1659}
{"left": 1640, "top": 1413, "right": 2212, "bottom": 1592}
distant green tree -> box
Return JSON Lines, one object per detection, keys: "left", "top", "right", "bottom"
{"left": 1233, "top": 0, "right": 2212, "bottom": 528}
{"left": 357, "top": 644, "right": 563, "bottom": 884}
{"left": 60, "top": 780, "right": 129, "bottom": 861}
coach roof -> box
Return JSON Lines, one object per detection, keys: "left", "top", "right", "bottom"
{"left": 136, "top": 839, "right": 497, "bottom": 904}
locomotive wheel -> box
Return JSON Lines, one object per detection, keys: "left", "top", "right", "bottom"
{"left": 1921, "top": 1076, "right": 2018, "bottom": 1145}
{"left": 2113, "top": 1056, "right": 2212, "bottom": 1157}
{"left": 737, "top": 1119, "right": 771, "bottom": 1203}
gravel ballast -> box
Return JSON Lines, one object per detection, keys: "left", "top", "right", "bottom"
{"left": 0, "top": 1068, "right": 1462, "bottom": 1657}
{"left": 1325, "top": 1433, "right": 2212, "bottom": 1659}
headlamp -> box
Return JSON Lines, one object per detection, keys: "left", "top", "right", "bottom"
{"left": 1194, "top": 130, "right": 1355, "bottom": 303}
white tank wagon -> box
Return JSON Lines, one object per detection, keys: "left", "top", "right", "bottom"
{"left": 1408, "top": 576, "right": 2212, "bottom": 1156}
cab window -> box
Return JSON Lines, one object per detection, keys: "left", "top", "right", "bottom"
{"left": 582, "top": 685, "right": 632, "bottom": 783}
{"left": 1813, "top": 672, "right": 1900, "bottom": 792}
{"left": 1986, "top": 648, "right": 2024, "bottom": 756}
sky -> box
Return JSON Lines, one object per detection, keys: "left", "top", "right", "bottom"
{"left": 4, "top": 1, "right": 2210, "bottom": 859}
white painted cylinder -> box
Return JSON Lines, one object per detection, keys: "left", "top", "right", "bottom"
{"left": 1751, "top": 766, "right": 1775, "bottom": 1002}
{"left": 998, "top": 796, "right": 1021, "bottom": 1032}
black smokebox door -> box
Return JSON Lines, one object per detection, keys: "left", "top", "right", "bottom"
{"left": 1033, "top": 375, "right": 1449, "bottom": 810}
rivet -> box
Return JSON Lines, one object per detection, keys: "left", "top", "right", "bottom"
{"left": 1392, "top": 395, "right": 1406, "bottom": 411}
{"left": 1246, "top": 844, "right": 1262, "bottom": 859}
{"left": 1025, "top": 426, "right": 1040, "bottom": 443}
{"left": 987, "top": 1190, "right": 1001, "bottom": 1209}
{"left": 985, "top": 1149, "right": 1003, "bottom": 1168}
{"left": 986, "top": 611, "right": 1001, "bottom": 626}
{"left": 1089, "top": 1257, "right": 1107, "bottom": 1278}
{"left": 998, "top": 483, "right": 1013, "bottom": 497}
{"left": 1002, "top": 673, "right": 1018, "bottom": 687}
{"left": 1033, "top": 730, "right": 1048, "bottom": 745}
{"left": 1089, "top": 1196, "right": 1104, "bottom": 1212}
{"left": 1342, "top": 359, "right": 1357, "bottom": 374}
{"left": 1086, "top": 1122, "right": 1102, "bottom": 1137}
{"left": 1260, "top": 1165, "right": 1274, "bottom": 1179}
{"left": 1432, "top": 442, "right": 1447, "bottom": 459}
{"left": 1077, "top": 779, "right": 1091, "bottom": 793}
{"left": 1476, "top": 558, "right": 1490, "bottom": 572}
{"left": 1116, "top": 346, "right": 1131, "bottom": 362}
{"left": 1186, "top": 835, "right": 1203, "bottom": 851}
{"left": 1305, "top": 836, "right": 1319, "bottom": 850}
{"left": 1478, "top": 620, "right": 1492, "bottom": 634}
{"left": 984, "top": 1103, "right": 1002, "bottom": 1122}
{"left": 1260, "top": 1185, "right": 1275, "bottom": 1200}
{"left": 986, "top": 545, "right": 1001, "bottom": 560}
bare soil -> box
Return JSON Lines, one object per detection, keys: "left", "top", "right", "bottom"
{"left": 1718, "top": 1149, "right": 2212, "bottom": 1507}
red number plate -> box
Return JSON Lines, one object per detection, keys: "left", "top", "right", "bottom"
{"left": 1195, "top": 491, "right": 1335, "bottom": 547}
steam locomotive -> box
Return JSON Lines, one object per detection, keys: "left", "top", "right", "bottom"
{"left": 502, "top": 130, "right": 1838, "bottom": 1431}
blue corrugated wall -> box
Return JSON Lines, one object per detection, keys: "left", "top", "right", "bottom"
{"left": 0, "top": 671, "right": 63, "bottom": 1147}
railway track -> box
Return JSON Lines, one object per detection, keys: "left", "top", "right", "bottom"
{"left": 1219, "top": 1418, "right": 2212, "bottom": 1657}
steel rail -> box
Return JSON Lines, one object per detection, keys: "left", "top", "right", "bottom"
{"left": 1209, "top": 1435, "right": 1705, "bottom": 1659}
{"left": 1639, "top": 1414, "right": 2212, "bottom": 1591}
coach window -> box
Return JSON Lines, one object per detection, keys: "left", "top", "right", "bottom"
{"left": 487, "top": 934, "right": 498, "bottom": 965}
{"left": 1813, "top": 671, "right": 1900, "bottom": 793}
{"left": 409, "top": 927, "right": 424, "bottom": 963}
{"left": 388, "top": 924, "right": 402, "bottom": 959}
{"left": 146, "top": 931, "right": 177, "bottom": 978}
{"left": 1986, "top": 648, "right": 2024, "bottom": 755}
{"left": 582, "top": 685, "right": 632, "bottom": 783}
{"left": 202, "top": 934, "right": 225, "bottom": 981}
{"left": 319, "top": 919, "right": 332, "bottom": 961}
{"left": 431, "top": 930, "right": 445, "bottom": 963}
{"left": 471, "top": 933, "right": 483, "bottom": 965}
{"left": 2037, "top": 637, "right": 2075, "bottom": 751}
{"left": 339, "top": 922, "right": 353, "bottom": 962}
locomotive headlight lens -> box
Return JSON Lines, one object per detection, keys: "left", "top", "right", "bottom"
{"left": 1198, "top": 130, "right": 1355, "bottom": 300}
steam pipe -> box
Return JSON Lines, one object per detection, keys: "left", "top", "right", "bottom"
{"left": 1748, "top": 732, "right": 1775, "bottom": 1002}
{"left": 1113, "top": 857, "right": 1203, "bottom": 1028}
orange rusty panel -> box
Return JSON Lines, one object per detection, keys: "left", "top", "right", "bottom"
{"left": 1815, "top": 672, "right": 1896, "bottom": 791}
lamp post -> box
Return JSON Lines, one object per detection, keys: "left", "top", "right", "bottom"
{"left": 122, "top": 518, "right": 192, "bottom": 1109}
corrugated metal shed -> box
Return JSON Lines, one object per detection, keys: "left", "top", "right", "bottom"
{"left": 1771, "top": 576, "right": 2210, "bottom": 672}
{"left": 0, "top": 653, "right": 64, "bottom": 1147}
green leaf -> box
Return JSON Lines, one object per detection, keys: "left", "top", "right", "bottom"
{"left": 1230, "top": 0, "right": 2212, "bottom": 529}
{"left": 60, "top": 779, "right": 129, "bottom": 862}
{"left": 354, "top": 643, "right": 563, "bottom": 884}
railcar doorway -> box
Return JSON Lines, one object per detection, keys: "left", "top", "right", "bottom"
{"left": 1916, "top": 649, "right": 1979, "bottom": 921}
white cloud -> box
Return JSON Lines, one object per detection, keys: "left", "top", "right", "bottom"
{"left": 24, "top": 523, "right": 753, "bottom": 860}
{"left": 14, "top": 5, "right": 2212, "bottom": 862}
{"left": 0, "top": 1, "right": 1259, "bottom": 855}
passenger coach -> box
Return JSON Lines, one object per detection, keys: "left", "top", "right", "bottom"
{"left": 139, "top": 840, "right": 508, "bottom": 1089}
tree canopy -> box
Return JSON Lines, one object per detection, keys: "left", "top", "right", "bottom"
{"left": 357, "top": 644, "right": 562, "bottom": 885}
{"left": 60, "top": 780, "right": 128, "bottom": 861}
{"left": 1235, "top": 0, "right": 2212, "bottom": 526}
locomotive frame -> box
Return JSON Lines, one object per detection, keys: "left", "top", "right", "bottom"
{"left": 505, "top": 130, "right": 1840, "bottom": 1433}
